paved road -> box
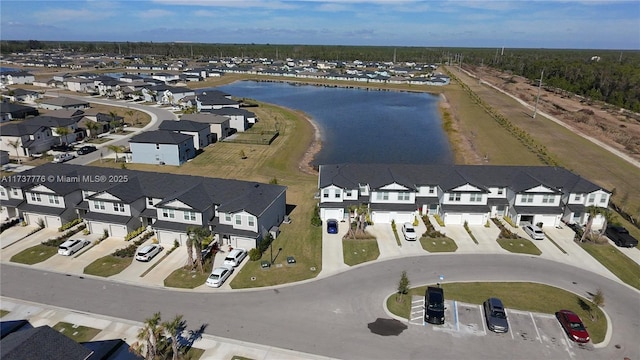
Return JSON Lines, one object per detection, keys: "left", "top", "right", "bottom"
{"left": 2, "top": 254, "right": 638, "bottom": 360}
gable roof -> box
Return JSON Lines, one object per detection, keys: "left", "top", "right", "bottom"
{"left": 0, "top": 325, "right": 93, "bottom": 360}
{"left": 180, "top": 113, "right": 229, "bottom": 124}
{"left": 0, "top": 102, "right": 38, "bottom": 116}
{"left": 129, "top": 130, "right": 193, "bottom": 144}
{"left": 159, "top": 120, "right": 210, "bottom": 132}
{"left": 0, "top": 122, "right": 47, "bottom": 136}
{"left": 24, "top": 114, "right": 80, "bottom": 128}
{"left": 39, "top": 97, "right": 89, "bottom": 107}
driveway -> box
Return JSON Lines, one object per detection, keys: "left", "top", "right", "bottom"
{"left": 0, "top": 228, "right": 60, "bottom": 260}
{"left": 32, "top": 237, "right": 127, "bottom": 274}
{"left": 319, "top": 221, "right": 349, "bottom": 277}
{"left": 0, "top": 225, "right": 41, "bottom": 249}
{"left": 465, "top": 222, "right": 506, "bottom": 253}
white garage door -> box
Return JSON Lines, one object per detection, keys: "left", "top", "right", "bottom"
{"left": 89, "top": 221, "right": 107, "bottom": 236}
{"left": 156, "top": 230, "right": 185, "bottom": 245}
{"left": 25, "top": 213, "right": 61, "bottom": 229}
{"left": 535, "top": 215, "right": 558, "bottom": 227}
{"left": 462, "top": 214, "right": 485, "bottom": 226}
{"left": 109, "top": 224, "right": 127, "bottom": 238}
{"left": 234, "top": 237, "right": 256, "bottom": 250}
{"left": 371, "top": 212, "right": 390, "bottom": 224}
{"left": 392, "top": 212, "right": 415, "bottom": 224}
{"left": 322, "top": 208, "right": 344, "bottom": 221}
{"left": 45, "top": 215, "right": 62, "bottom": 229}
{"left": 444, "top": 213, "right": 462, "bottom": 225}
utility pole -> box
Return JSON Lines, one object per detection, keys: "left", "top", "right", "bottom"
{"left": 533, "top": 69, "right": 544, "bottom": 118}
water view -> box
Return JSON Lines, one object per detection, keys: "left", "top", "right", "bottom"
{"left": 212, "top": 81, "right": 453, "bottom": 166}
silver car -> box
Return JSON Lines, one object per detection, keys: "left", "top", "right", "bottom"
{"left": 135, "top": 244, "right": 163, "bottom": 262}
{"left": 206, "top": 265, "right": 234, "bottom": 288}
{"left": 523, "top": 223, "right": 545, "bottom": 240}
{"left": 58, "top": 238, "right": 90, "bottom": 256}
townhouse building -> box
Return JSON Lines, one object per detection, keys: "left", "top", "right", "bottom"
{"left": 318, "top": 164, "right": 610, "bottom": 229}
{"left": 0, "top": 163, "right": 287, "bottom": 249}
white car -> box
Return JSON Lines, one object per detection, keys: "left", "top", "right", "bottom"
{"left": 58, "top": 238, "right": 90, "bottom": 256}
{"left": 402, "top": 223, "right": 418, "bottom": 241}
{"left": 523, "top": 223, "right": 545, "bottom": 240}
{"left": 223, "top": 248, "right": 247, "bottom": 267}
{"left": 135, "top": 244, "right": 163, "bottom": 262}
{"left": 206, "top": 266, "right": 234, "bottom": 288}
{"left": 52, "top": 152, "right": 75, "bottom": 163}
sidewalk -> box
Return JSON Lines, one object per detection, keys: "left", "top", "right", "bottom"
{"left": 0, "top": 297, "right": 337, "bottom": 360}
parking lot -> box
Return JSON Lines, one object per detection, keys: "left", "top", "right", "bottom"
{"left": 409, "top": 296, "right": 594, "bottom": 359}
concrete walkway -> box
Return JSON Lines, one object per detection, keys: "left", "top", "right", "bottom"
{"left": 0, "top": 297, "right": 337, "bottom": 360}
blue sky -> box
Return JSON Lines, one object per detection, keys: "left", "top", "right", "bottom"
{"left": 1, "top": 1, "right": 638, "bottom": 49}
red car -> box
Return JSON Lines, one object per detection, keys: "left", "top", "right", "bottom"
{"left": 556, "top": 310, "right": 590, "bottom": 343}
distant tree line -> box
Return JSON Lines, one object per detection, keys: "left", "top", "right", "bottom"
{"left": 2, "top": 40, "right": 638, "bottom": 111}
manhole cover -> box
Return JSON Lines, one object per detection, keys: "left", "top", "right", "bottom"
{"left": 250, "top": 276, "right": 256, "bottom": 281}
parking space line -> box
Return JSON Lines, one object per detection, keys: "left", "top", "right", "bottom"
{"left": 553, "top": 316, "right": 575, "bottom": 357}
{"left": 478, "top": 304, "right": 487, "bottom": 335}
{"left": 505, "top": 309, "right": 514, "bottom": 340}
{"left": 530, "top": 313, "right": 542, "bottom": 343}
{"left": 453, "top": 301, "right": 459, "bottom": 331}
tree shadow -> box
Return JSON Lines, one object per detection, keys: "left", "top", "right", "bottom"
{"left": 577, "top": 297, "right": 592, "bottom": 313}
{"left": 180, "top": 323, "right": 209, "bottom": 350}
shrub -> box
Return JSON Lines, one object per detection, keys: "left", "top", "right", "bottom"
{"left": 124, "top": 226, "right": 146, "bottom": 241}
{"left": 58, "top": 218, "right": 83, "bottom": 232}
{"left": 433, "top": 214, "right": 445, "bottom": 226}
{"left": 391, "top": 219, "right": 397, "bottom": 232}
{"left": 311, "top": 205, "right": 322, "bottom": 227}
{"left": 413, "top": 216, "right": 419, "bottom": 227}
{"left": 112, "top": 244, "right": 137, "bottom": 258}
{"left": 492, "top": 218, "right": 519, "bottom": 239}
{"left": 41, "top": 224, "right": 87, "bottom": 247}
{"left": 249, "top": 248, "right": 262, "bottom": 261}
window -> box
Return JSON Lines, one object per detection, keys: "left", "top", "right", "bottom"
{"left": 376, "top": 192, "right": 389, "bottom": 201}
{"left": 398, "top": 192, "right": 410, "bottom": 201}
{"left": 235, "top": 215, "right": 242, "bottom": 225}
{"left": 428, "top": 187, "right": 435, "bottom": 194}
{"left": 599, "top": 194, "right": 607, "bottom": 204}
{"left": 12, "top": 189, "right": 19, "bottom": 196}
{"left": 113, "top": 203, "right": 125, "bottom": 212}
{"left": 184, "top": 211, "right": 196, "bottom": 221}
{"left": 48, "top": 195, "right": 60, "bottom": 204}
{"left": 588, "top": 194, "right": 596, "bottom": 203}
{"left": 345, "top": 190, "right": 352, "bottom": 197}
{"left": 225, "top": 213, "right": 232, "bottom": 222}
{"left": 155, "top": 144, "right": 160, "bottom": 150}
{"left": 162, "top": 208, "right": 175, "bottom": 219}
{"left": 147, "top": 197, "right": 154, "bottom": 206}
{"left": 448, "top": 193, "right": 461, "bottom": 202}
{"left": 573, "top": 194, "right": 582, "bottom": 201}
{"left": 30, "top": 193, "right": 41, "bottom": 202}
{"left": 0, "top": 188, "right": 6, "bottom": 197}
{"left": 542, "top": 194, "right": 554, "bottom": 204}
{"left": 469, "top": 193, "right": 482, "bottom": 202}
{"left": 335, "top": 189, "right": 341, "bottom": 198}
{"left": 521, "top": 194, "right": 534, "bottom": 203}
{"left": 94, "top": 201, "right": 105, "bottom": 210}
{"left": 248, "top": 217, "right": 255, "bottom": 226}
{"left": 497, "top": 188, "right": 504, "bottom": 195}
{"left": 323, "top": 192, "right": 329, "bottom": 198}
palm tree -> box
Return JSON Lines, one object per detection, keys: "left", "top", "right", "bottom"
{"left": 125, "top": 109, "right": 134, "bottom": 127}
{"left": 109, "top": 111, "right": 121, "bottom": 132}
{"left": 54, "top": 126, "right": 71, "bottom": 145}
{"left": 599, "top": 208, "right": 615, "bottom": 235}
{"left": 107, "top": 144, "right": 122, "bottom": 163}
{"left": 162, "top": 315, "right": 186, "bottom": 360}
{"left": 131, "top": 312, "right": 163, "bottom": 360}
{"left": 85, "top": 121, "right": 100, "bottom": 139}
{"left": 581, "top": 206, "right": 601, "bottom": 242}
{"left": 186, "top": 226, "right": 210, "bottom": 273}
{"left": 7, "top": 139, "right": 22, "bottom": 164}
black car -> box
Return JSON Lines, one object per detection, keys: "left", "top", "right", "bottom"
{"left": 77, "top": 145, "right": 97, "bottom": 155}
{"left": 51, "top": 144, "right": 74, "bottom": 152}
{"left": 424, "top": 286, "right": 445, "bottom": 324}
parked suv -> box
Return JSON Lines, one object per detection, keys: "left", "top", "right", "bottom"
{"left": 523, "top": 223, "right": 545, "bottom": 240}
{"left": 223, "top": 248, "right": 247, "bottom": 267}
{"left": 424, "top": 286, "right": 445, "bottom": 324}
{"left": 483, "top": 297, "right": 509, "bottom": 333}
{"left": 135, "top": 244, "right": 163, "bottom": 262}
{"left": 58, "top": 238, "right": 90, "bottom": 256}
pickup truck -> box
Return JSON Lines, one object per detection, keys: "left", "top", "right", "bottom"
{"left": 605, "top": 226, "right": 639, "bottom": 248}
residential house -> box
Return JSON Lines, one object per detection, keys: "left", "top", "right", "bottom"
{"left": 0, "top": 325, "right": 93, "bottom": 360}
{"left": 0, "top": 122, "right": 54, "bottom": 157}
{"left": 0, "top": 150, "right": 10, "bottom": 165}
{"left": 24, "top": 110, "right": 85, "bottom": 144}
{"left": 196, "top": 91, "right": 239, "bottom": 112}
{"left": 39, "top": 97, "right": 90, "bottom": 110}
{"left": 0, "top": 163, "right": 287, "bottom": 248}
{"left": 151, "top": 72, "right": 180, "bottom": 83}
{"left": 3, "top": 88, "right": 42, "bottom": 103}
{"left": 129, "top": 130, "right": 195, "bottom": 166}
{"left": 318, "top": 164, "right": 610, "bottom": 229}
{"left": 158, "top": 120, "right": 211, "bottom": 150}
{"left": 0, "top": 71, "right": 35, "bottom": 86}
{"left": 64, "top": 77, "right": 94, "bottom": 93}
{"left": 0, "top": 102, "right": 39, "bottom": 122}
{"left": 142, "top": 85, "right": 194, "bottom": 105}
{"left": 180, "top": 113, "right": 231, "bottom": 142}
{"left": 207, "top": 107, "right": 257, "bottom": 127}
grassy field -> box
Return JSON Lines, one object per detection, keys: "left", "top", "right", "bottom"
{"left": 579, "top": 243, "right": 640, "bottom": 290}
{"left": 496, "top": 238, "right": 542, "bottom": 255}
{"left": 386, "top": 282, "right": 607, "bottom": 343}
{"left": 83, "top": 256, "right": 133, "bottom": 277}
{"left": 164, "top": 259, "right": 213, "bottom": 289}
{"left": 343, "top": 238, "right": 380, "bottom": 266}
{"left": 10, "top": 245, "right": 58, "bottom": 264}
{"left": 52, "top": 321, "right": 101, "bottom": 343}
{"left": 420, "top": 237, "right": 458, "bottom": 252}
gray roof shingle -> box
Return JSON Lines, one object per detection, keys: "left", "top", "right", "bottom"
{"left": 129, "top": 130, "right": 193, "bottom": 144}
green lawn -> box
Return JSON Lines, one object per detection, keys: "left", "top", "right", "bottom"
{"left": 496, "top": 238, "right": 542, "bottom": 255}
{"left": 164, "top": 260, "right": 213, "bottom": 289}
{"left": 83, "top": 256, "right": 133, "bottom": 277}
{"left": 0, "top": 310, "right": 9, "bottom": 318}
{"left": 52, "top": 321, "right": 101, "bottom": 343}
{"left": 580, "top": 242, "right": 640, "bottom": 290}
{"left": 343, "top": 238, "right": 380, "bottom": 266}
{"left": 10, "top": 245, "right": 58, "bottom": 264}
{"left": 183, "top": 347, "right": 205, "bottom": 360}
{"left": 420, "top": 237, "right": 458, "bottom": 252}
{"left": 386, "top": 282, "right": 607, "bottom": 343}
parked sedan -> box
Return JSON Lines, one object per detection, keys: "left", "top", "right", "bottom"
{"left": 556, "top": 310, "right": 590, "bottom": 343}
{"left": 135, "top": 244, "right": 163, "bottom": 262}
{"left": 483, "top": 297, "right": 509, "bottom": 333}
{"left": 76, "top": 145, "right": 97, "bottom": 155}
{"left": 326, "top": 219, "right": 338, "bottom": 234}
{"left": 523, "top": 223, "right": 545, "bottom": 240}
{"left": 402, "top": 223, "right": 417, "bottom": 241}
{"left": 206, "top": 266, "right": 234, "bottom": 288}
{"left": 52, "top": 152, "right": 75, "bottom": 163}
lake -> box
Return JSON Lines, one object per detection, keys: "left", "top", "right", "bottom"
{"left": 211, "top": 81, "right": 453, "bottom": 166}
